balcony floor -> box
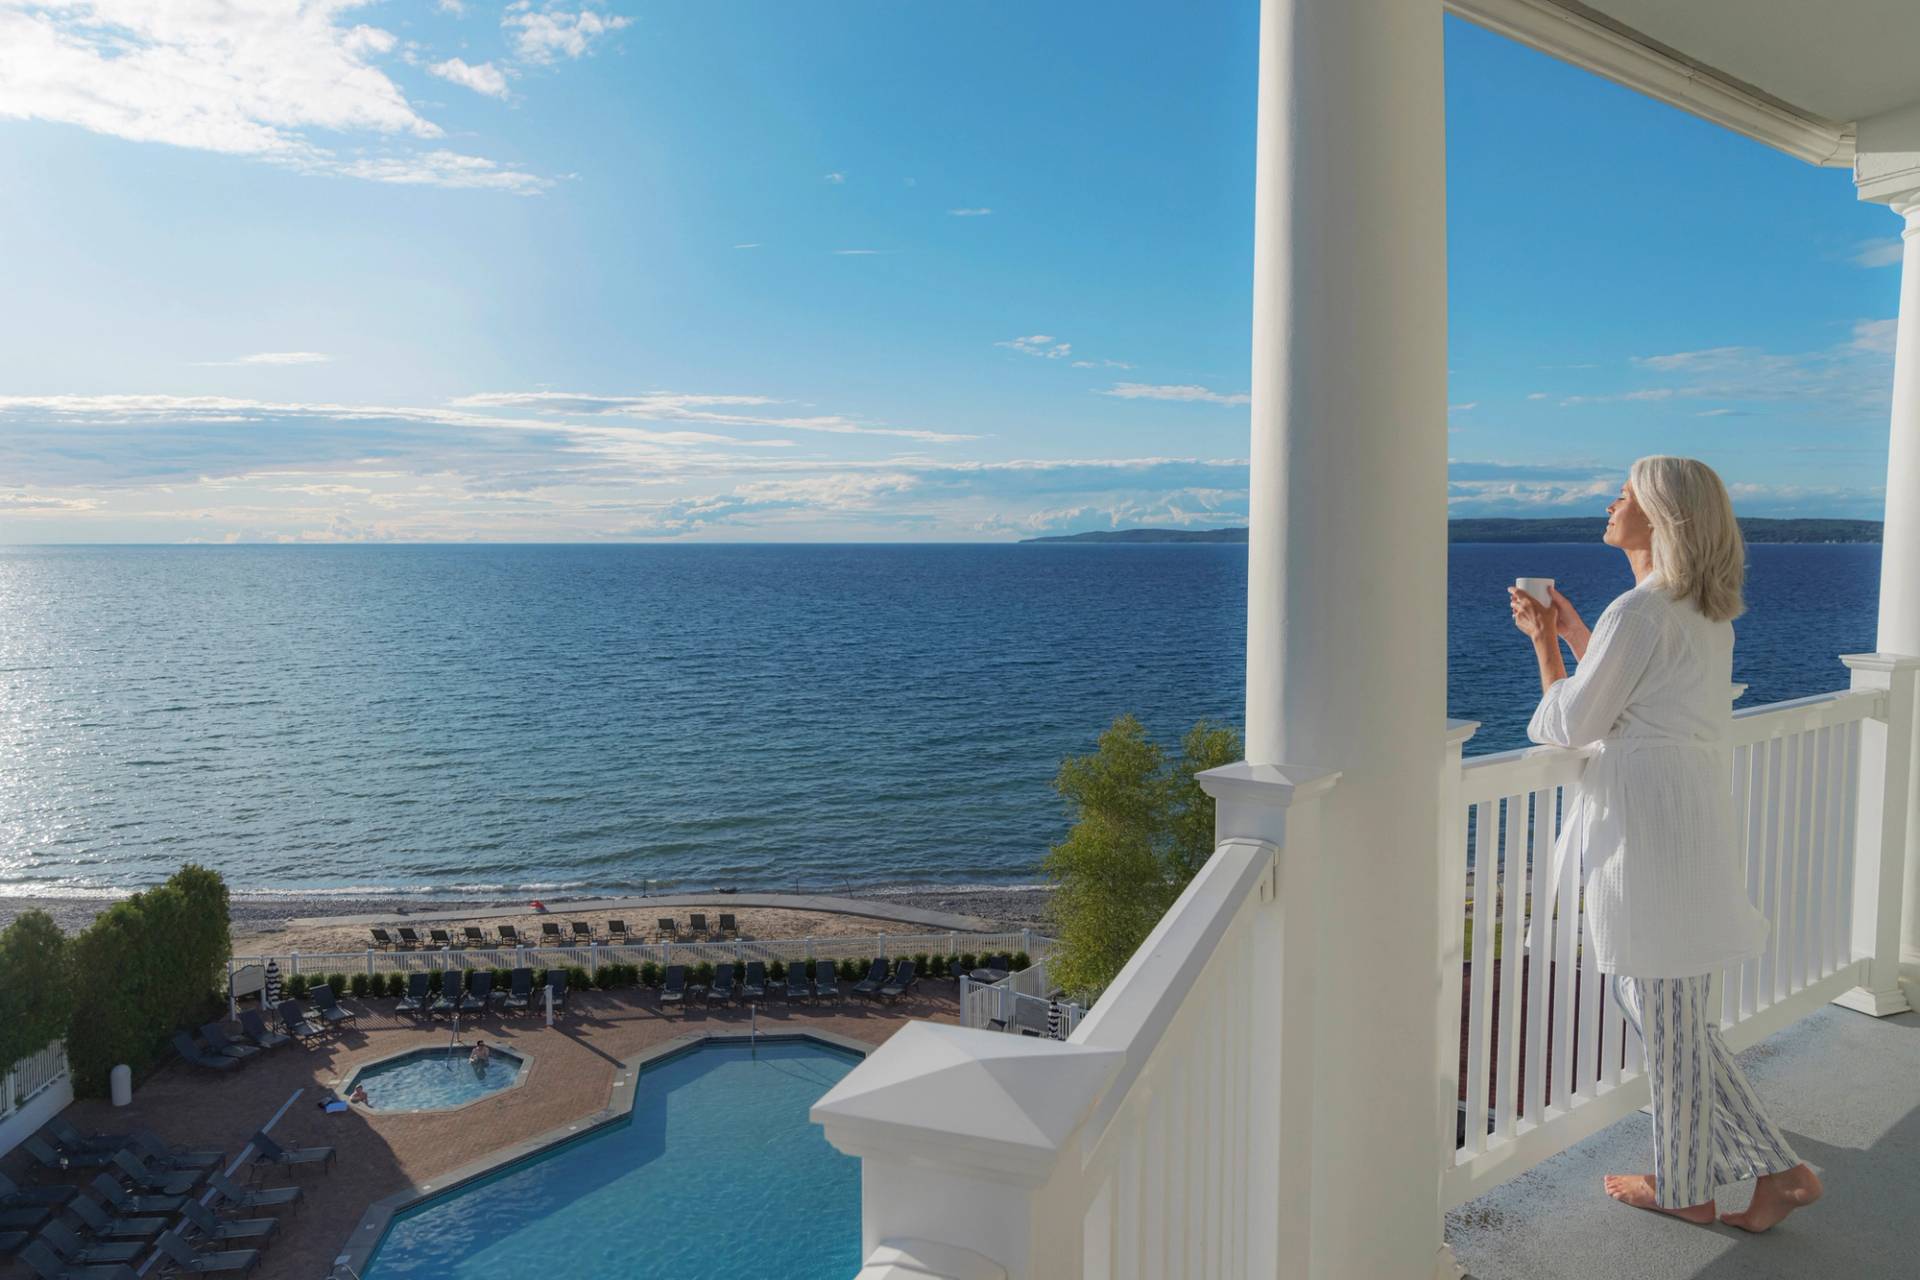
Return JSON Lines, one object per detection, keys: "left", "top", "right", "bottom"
{"left": 1449, "top": 1001, "right": 1920, "bottom": 1280}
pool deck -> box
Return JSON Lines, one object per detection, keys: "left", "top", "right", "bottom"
{"left": 2, "top": 987, "right": 959, "bottom": 1280}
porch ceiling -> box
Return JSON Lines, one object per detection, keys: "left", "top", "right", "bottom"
{"left": 1450, "top": 0, "right": 1920, "bottom": 167}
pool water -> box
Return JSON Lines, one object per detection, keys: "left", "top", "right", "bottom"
{"left": 363, "top": 1040, "right": 863, "bottom": 1279}
{"left": 347, "top": 1048, "right": 527, "bottom": 1112}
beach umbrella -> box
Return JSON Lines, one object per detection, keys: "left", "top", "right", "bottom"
{"left": 264, "top": 958, "right": 283, "bottom": 1007}
{"left": 1046, "top": 997, "right": 1063, "bottom": 1040}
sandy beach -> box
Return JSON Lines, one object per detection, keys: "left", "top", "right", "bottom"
{"left": 0, "top": 882, "right": 1055, "bottom": 954}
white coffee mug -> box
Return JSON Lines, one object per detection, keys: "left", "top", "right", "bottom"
{"left": 1515, "top": 577, "right": 1555, "bottom": 606}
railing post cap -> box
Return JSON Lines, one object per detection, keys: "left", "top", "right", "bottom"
{"left": 811, "top": 1021, "right": 1122, "bottom": 1183}
{"left": 1445, "top": 719, "right": 1481, "bottom": 747}
{"left": 1841, "top": 652, "right": 1920, "bottom": 673}
{"left": 1195, "top": 760, "right": 1341, "bottom": 807}
{"left": 857, "top": 1239, "right": 1008, "bottom": 1280}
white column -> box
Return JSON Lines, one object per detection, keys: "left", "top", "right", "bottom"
{"left": 1245, "top": 0, "right": 1450, "bottom": 1277}
{"left": 1876, "top": 201, "right": 1920, "bottom": 987}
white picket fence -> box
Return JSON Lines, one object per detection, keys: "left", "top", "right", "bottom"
{"left": 1440, "top": 676, "right": 1889, "bottom": 1206}
{"left": 958, "top": 961, "right": 1085, "bottom": 1038}
{"left": 0, "top": 1040, "right": 69, "bottom": 1122}
{"left": 234, "top": 929, "right": 1042, "bottom": 986}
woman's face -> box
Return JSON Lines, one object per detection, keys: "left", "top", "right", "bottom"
{"left": 1604, "top": 480, "right": 1653, "bottom": 551}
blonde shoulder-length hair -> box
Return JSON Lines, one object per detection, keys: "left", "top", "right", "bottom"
{"left": 1628, "top": 455, "right": 1746, "bottom": 622}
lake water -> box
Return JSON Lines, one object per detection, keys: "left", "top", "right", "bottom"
{"left": 0, "top": 543, "right": 1880, "bottom": 898}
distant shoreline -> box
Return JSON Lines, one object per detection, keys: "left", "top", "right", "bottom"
{"left": 1021, "top": 518, "right": 1883, "bottom": 545}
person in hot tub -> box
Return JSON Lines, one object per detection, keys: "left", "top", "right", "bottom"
{"left": 468, "top": 1038, "right": 492, "bottom": 1072}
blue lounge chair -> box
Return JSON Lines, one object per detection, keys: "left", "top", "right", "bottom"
{"left": 741, "top": 961, "right": 767, "bottom": 999}
{"left": 88, "top": 1172, "right": 186, "bottom": 1217}
{"left": 813, "top": 960, "right": 841, "bottom": 1002}
{"left": 852, "top": 958, "right": 889, "bottom": 999}
{"left": 460, "top": 970, "right": 493, "bottom": 1012}
{"left": 878, "top": 959, "right": 919, "bottom": 1004}
{"left": 153, "top": 1230, "right": 259, "bottom": 1277}
{"left": 502, "top": 968, "right": 533, "bottom": 1012}
{"left": 545, "top": 969, "right": 569, "bottom": 1014}
{"left": 249, "top": 1131, "right": 335, "bottom": 1178}
{"left": 36, "top": 1220, "right": 143, "bottom": 1267}
{"left": 706, "top": 964, "right": 737, "bottom": 1005}
{"left": 63, "top": 1195, "right": 163, "bottom": 1242}
{"left": 170, "top": 1031, "right": 237, "bottom": 1073}
{"left": 307, "top": 983, "right": 357, "bottom": 1027}
{"left": 20, "top": 1136, "right": 112, "bottom": 1175}
{"left": 275, "top": 1001, "right": 323, "bottom": 1044}
{"left": 108, "top": 1149, "right": 202, "bottom": 1197}
{"left": 205, "top": 1171, "right": 300, "bottom": 1216}
{"left": 785, "top": 963, "right": 813, "bottom": 1001}
{"left": 431, "top": 970, "right": 465, "bottom": 1017}
{"left": 18, "top": 1238, "right": 139, "bottom": 1280}
{"left": 236, "top": 1008, "right": 289, "bottom": 1051}
{"left": 659, "top": 965, "right": 687, "bottom": 1007}
{"left": 0, "top": 1172, "right": 74, "bottom": 1210}
{"left": 198, "top": 1022, "right": 261, "bottom": 1062}
{"left": 177, "top": 1200, "right": 278, "bottom": 1245}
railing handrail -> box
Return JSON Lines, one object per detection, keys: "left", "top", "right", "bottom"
{"left": 1067, "top": 835, "right": 1275, "bottom": 1148}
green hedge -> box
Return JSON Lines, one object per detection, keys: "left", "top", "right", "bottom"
{"left": 65, "top": 864, "right": 232, "bottom": 1097}
{"left": 0, "top": 911, "right": 73, "bottom": 1078}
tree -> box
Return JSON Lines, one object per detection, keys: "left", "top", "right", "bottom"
{"left": 0, "top": 911, "right": 72, "bottom": 1076}
{"left": 1043, "top": 716, "right": 1243, "bottom": 999}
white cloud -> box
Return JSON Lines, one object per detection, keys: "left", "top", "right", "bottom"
{"left": 1852, "top": 239, "right": 1904, "bottom": 268}
{"left": 1527, "top": 392, "right": 1548, "bottom": 400}
{"left": 1449, "top": 402, "right": 1477, "bottom": 413}
{"left": 949, "top": 207, "right": 992, "bottom": 217}
{"left": 832, "top": 248, "right": 893, "bottom": 256}
{"left": 195, "top": 352, "right": 334, "bottom": 367}
{"left": 429, "top": 58, "right": 510, "bottom": 99}
{"left": 733, "top": 242, "right": 761, "bottom": 249}
{"left": 503, "top": 3, "right": 632, "bottom": 63}
{"left": 822, "top": 171, "right": 846, "bottom": 184}
{"left": 449, "top": 390, "right": 977, "bottom": 442}
{"left": 1851, "top": 318, "right": 1898, "bottom": 354}
{"left": 1100, "top": 382, "right": 1250, "bottom": 406}
{"left": 1552, "top": 324, "right": 1897, "bottom": 412}
{"left": 436, "top": 0, "right": 467, "bottom": 14}
{"left": 1071, "top": 358, "right": 1133, "bottom": 370}
{"left": 998, "top": 334, "right": 1072, "bottom": 359}
{"left": 0, "top": 0, "right": 545, "bottom": 193}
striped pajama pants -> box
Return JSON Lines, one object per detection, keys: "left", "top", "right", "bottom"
{"left": 1612, "top": 973, "right": 1800, "bottom": 1208}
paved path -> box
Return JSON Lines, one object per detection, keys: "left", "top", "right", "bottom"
{"left": 286, "top": 891, "right": 1006, "bottom": 934}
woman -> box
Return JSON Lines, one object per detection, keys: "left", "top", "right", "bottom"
{"left": 1508, "top": 456, "right": 1823, "bottom": 1232}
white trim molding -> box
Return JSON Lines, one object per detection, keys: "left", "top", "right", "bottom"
{"left": 1447, "top": 0, "right": 1855, "bottom": 167}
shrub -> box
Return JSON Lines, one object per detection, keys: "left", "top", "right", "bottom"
{"left": 0, "top": 911, "right": 72, "bottom": 1078}
{"left": 946, "top": 954, "right": 962, "bottom": 978}
{"left": 287, "top": 973, "right": 310, "bottom": 999}
{"left": 641, "top": 962, "right": 660, "bottom": 987}
{"left": 594, "top": 966, "right": 616, "bottom": 991}
{"left": 386, "top": 973, "right": 406, "bottom": 997}
{"left": 622, "top": 963, "right": 642, "bottom": 987}
{"left": 959, "top": 952, "right": 978, "bottom": 973}
{"left": 1012, "top": 952, "right": 1031, "bottom": 972}
{"left": 325, "top": 973, "right": 348, "bottom": 997}
{"left": 492, "top": 967, "right": 512, "bottom": 994}
{"left": 65, "top": 864, "right": 232, "bottom": 1097}
{"left": 567, "top": 966, "right": 591, "bottom": 992}
{"left": 768, "top": 960, "right": 786, "bottom": 981}
{"left": 693, "top": 962, "right": 714, "bottom": 986}
{"left": 842, "top": 957, "right": 863, "bottom": 980}
{"left": 427, "top": 970, "right": 444, "bottom": 995}
{"left": 349, "top": 973, "right": 371, "bottom": 998}
{"left": 913, "top": 953, "right": 929, "bottom": 974}
{"left": 925, "top": 955, "right": 945, "bottom": 979}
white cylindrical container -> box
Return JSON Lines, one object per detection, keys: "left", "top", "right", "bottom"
{"left": 110, "top": 1064, "right": 132, "bottom": 1107}
{"left": 1515, "top": 576, "right": 1555, "bottom": 605}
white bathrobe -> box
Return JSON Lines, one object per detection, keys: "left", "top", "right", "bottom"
{"left": 1526, "top": 577, "right": 1770, "bottom": 977}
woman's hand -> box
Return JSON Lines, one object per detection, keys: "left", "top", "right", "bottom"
{"left": 1549, "top": 587, "right": 1591, "bottom": 661}
{"left": 1509, "top": 586, "right": 1558, "bottom": 643}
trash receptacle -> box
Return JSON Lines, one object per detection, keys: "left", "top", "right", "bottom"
{"left": 110, "top": 1064, "right": 132, "bottom": 1107}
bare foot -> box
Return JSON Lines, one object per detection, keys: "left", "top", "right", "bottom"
{"left": 1602, "top": 1174, "right": 1717, "bottom": 1223}
{"left": 1720, "top": 1164, "right": 1823, "bottom": 1233}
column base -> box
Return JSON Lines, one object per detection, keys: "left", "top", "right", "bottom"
{"left": 1832, "top": 984, "right": 1913, "bottom": 1017}
{"left": 1434, "top": 1242, "right": 1467, "bottom": 1280}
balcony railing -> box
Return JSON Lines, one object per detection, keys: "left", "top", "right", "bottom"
{"left": 811, "top": 654, "right": 1918, "bottom": 1280}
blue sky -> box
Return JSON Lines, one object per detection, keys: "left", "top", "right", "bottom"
{"left": 0, "top": 3, "right": 1903, "bottom": 542}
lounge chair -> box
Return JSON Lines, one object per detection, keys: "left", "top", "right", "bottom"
{"left": 460, "top": 970, "right": 493, "bottom": 1011}
{"left": 545, "top": 969, "right": 569, "bottom": 1014}
{"left": 62, "top": 1195, "right": 162, "bottom": 1242}
{"left": 44, "top": 1120, "right": 129, "bottom": 1156}
{"left": 706, "top": 964, "right": 736, "bottom": 1005}
{"left": 171, "top": 1031, "right": 238, "bottom": 1073}
{"left": 248, "top": 1131, "right": 335, "bottom": 1178}
{"left": 0, "top": 1172, "right": 73, "bottom": 1210}
{"left": 87, "top": 1172, "right": 186, "bottom": 1218}
{"left": 851, "top": 958, "right": 889, "bottom": 999}
{"left": 741, "top": 961, "right": 767, "bottom": 999}
{"left": 877, "top": 959, "right": 918, "bottom": 1003}
{"left": 463, "top": 926, "right": 487, "bottom": 947}
{"left": 153, "top": 1230, "right": 260, "bottom": 1277}
{"left": 429, "top": 928, "right": 456, "bottom": 949}
{"left": 395, "top": 971, "right": 431, "bottom": 1014}
{"left": 687, "top": 913, "right": 708, "bottom": 938}
{"left": 36, "top": 1220, "right": 144, "bottom": 1266}
{"left": 716, "top": 913, "right": 738, "bottom": 938}
{"left": 0, "top": 1205, "right": 49, "bottom": 1231}
{"left": 307, "top": 983, "right": 358, "bottom": 1027}
{"left": 540, "top": 921, "right": 564, "bottom": 944}
{"left": 606, "top": 919, "right": 630, "bottom": 942}
{"left": 501, "top": 968, "right": 533, "bottom": 1012}
{"left": 275, "top": 1001, "right": 324, "bottom": 1045}
{"left": 396, "top": 926, "right": 424, "bottom": 949}
{"left": 655, "top": 917, "right": 678, "bottom": 940}
{"left": 129, "top": 1129, "right": 223, "bottom": 1171}
{"left": 496, "top": 924, "right": 520, "bottom": 945}
{"left": 21, "top": 1136, "right": 113, "bottom": 1175}
{"left": 109, "top": 1149, "right": 202, "bottom": 1197}
{"left": 659, "top": 965, "right": 687, "bottom": 1007}
{"left": 784, "top": 964, "right": 813, "bottom": 1001}
{"left": 237, "top": 1009, "right": 290, "bottom": 1051}
{"left": 205, "top": 1171, "right": 301, "bottom": 1216}
{"left": 430, "top": 970, "right": 464, "bottom": 1017}
{"left": 369, "top": 927, "right": 396, "bottom": 949}
{"left": 812, "top": 960, "right": 841, "bottom": 1002}
{"left": 570, "top": 921, "right": 594, "bottom": 944}
{"left": 199, "top": 1021, "right": 262, "bottom": 1062}
{"left": 177, "top": 1200, "right": 278, "bottom": 1245}
{"left": 18, "top": 1238, "right": 139, "bottom": 1280}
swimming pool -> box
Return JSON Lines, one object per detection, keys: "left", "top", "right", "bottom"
{"left": 361, "top": 1039, "right": 863, "bottom": 1278}
{"left": 344, "top": 1047, "right": 527, "bottom": 1112}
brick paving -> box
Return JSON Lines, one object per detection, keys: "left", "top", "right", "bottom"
{"left": 5, "top": 986, "right": 958, "bottom": 1280}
